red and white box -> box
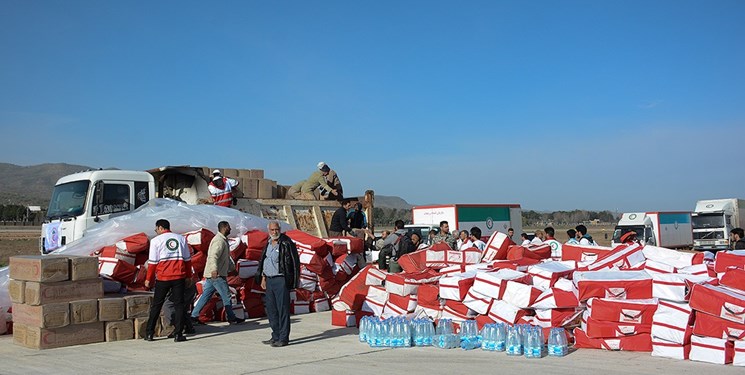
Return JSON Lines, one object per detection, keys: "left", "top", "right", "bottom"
{"left": 439, "top": 264, "right": 466, "bottom": 276}
{"left": 425, "top": 248, "right": 451, "bottom": 269}
{"left": 365, "top": 267, "right": 388, "bottom": 286}
{"left": 531, "top": 284, "right": 580, "bottom": 309}
{"left": 573, "top": 327, "right": 652, "bottom": 351}
{"left": 298, "top": 247, "right": 315, "bottom": 266}
{"left": 678, "top": 264, "right": 712, "bottom": 277}
{"left": 482, "top": 231, "right": 514, "bottom": 262}
{"left": 462, "top": 289, "right": 493, "bottom": 315}
{"left": 325, "top": 237, "right": 364, "bottom": 255}
{"left": 115, "top": 232, "right": 149, "bottom": 254}
{"left": 362, "top": 286, "right": 388, "bottom": 316}
{"left": 488, "top": 258, "right": 541, "bottom": 272}
{"left": 383, "top": 293, "right": 418, "bottom": 317}
{"left": 184, "top": 228, "right": 215, "bottom": 253}
{"left": 96, "top": 245, "right": 137, "bottom": 265}
{"left": 587, "top": 297, "right": 658, "bottom": 324}
{"left": 651, "top": 300, "right": 694, "bottom": 344}
{"left": 527, "top": 261, "right": 575, "bottom": 289}
{"left": 487, "top": 300, "right": 529, "bottom": 325}
{"left": 692, "top": 311, "right": 745, "bottom": 340}
{"left": 461, "top": 247, "right": 482, "bottom": 265}
{"left": 574, "top": 270, "right": 653, "bottom": 301}
{"left": 311, "top": 297, "right": 330, "bottom": 312}
{"left": 501, "top": 280, "right": 542, "bottom": 308}
{"left": 714, "top": 250, "right": 745, "bottom": 273}
{"left": 416, "top": 284, "right": 441, "bottom": 309}
{"left": 586, "top": 243, "right": 645, "bottom": 271}
{"left": 719, "top": 268, "right": 745, "bottom": 293}
{"left": 533, "top": 308, "right": 582, "bottom": 328}
{"left": 561, "top": 244, "right": 613, "bottom": 265}
{"left": 689, "top": 335, "right": 734, "bottom": 365}
{"left": 652, "top": 273, "right": 712, "bottom": 302}
{"left": 291, "top": 300, "right": 310, "bottom": 315}
{"left": 470, "top": 269, "right": 530, "bottom": 300}
{"left": 331, "top": 309, "right": 357, "bottom": 327}
{"left": 439, "top": 271, "right": 477, "bottom": 301}
{"left": 505, "top": 244, "right": 552, "bottom": 261}
{"left": 441, "top": 300, "right": 476, "bottom": 323}
{"left": 385, "top": 269, "right": 441, "bottom": 297}
{"left": 237, "top": 259, "right": 259, "bottom": 279}
{"left": 299, "top": 267, "right": 318, "bottom": 292}
{"left": 642, "top": 245, "right": 703, "bottom": 269}
{"left": 414, "top": 305, "right": 442, "bottom": 321}
{"left": 644, "top": 260, "right": 678, "bottom": 275}
{"left": 689, "top": 283, "right": 745, "bottom": 324}
{"left": 734, "top": 340, "right": 745, "bottom": 367}
{"left": 652, "top": 337, "right": 691, "bottom": 360}
{"left": 98, "top": 257, "right": 137, "bottom": 284}
{"left": 585, "top": 316, "right": 652, "bottom": 338}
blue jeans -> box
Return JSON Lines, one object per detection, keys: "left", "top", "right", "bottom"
{"left": 190, "top": 277, "right": 237, "bottom": 321}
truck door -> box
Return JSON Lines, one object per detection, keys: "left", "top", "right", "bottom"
{"left": 89, "top": 181, "right": 135, "bottom": 229}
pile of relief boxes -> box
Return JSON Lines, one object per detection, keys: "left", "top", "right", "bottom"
{"left": 8, "top": 255, "right": 155, "bottom": 349}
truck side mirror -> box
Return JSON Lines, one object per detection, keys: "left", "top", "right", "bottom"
{"left": 93, "top": 180, "right": 104, "bottom": 218}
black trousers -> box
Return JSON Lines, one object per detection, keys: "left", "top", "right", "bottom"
{"left": 147, "top": 278, "right": 185, "bottom": 336}
{"left": 164, "top": 282, "right": 196, "bottom": 333}
{"left": 264, "top": 276, "right": 291, "bottom": 343}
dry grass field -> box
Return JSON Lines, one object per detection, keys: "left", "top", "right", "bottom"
{"left": 0, "top": 227, "right": 40, "bottom": 266}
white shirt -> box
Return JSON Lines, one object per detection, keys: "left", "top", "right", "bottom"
{"left": 530, "top": 237, "right": 544, "bottom": 245}
{"left": 458, "top": 240, "right": 473, "bottom": 251}
{"left": 521, "top": 239, "right": 531, "bottom": 246}
{"left": 472, "top": 240, "right": 486, "bottom": 252}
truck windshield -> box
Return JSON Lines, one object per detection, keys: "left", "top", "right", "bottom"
{"left": 46, "top": 180, "right": 90, "bottom": 219}
{"left": 692, "top": 214, "right": 724, "bottom": 229}
{"left": 612, "top": 226, "right": 645, "bottom": 243}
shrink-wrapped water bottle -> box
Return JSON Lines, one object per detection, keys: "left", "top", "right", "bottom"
{"left": 506, "top": 326, "right": 523, "bottom": 356}
{"left": 548, "top": 328, "right": 568, "bottom": 357}
{"left": 494, "top": 323, "right": 507, "bottom": 352}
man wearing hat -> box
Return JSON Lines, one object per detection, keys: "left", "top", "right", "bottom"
{"left": 286, "top": 162, "right": 338, "bottom": 200}
{"left": 208, "top": 169, "right": 240, "bottom": 207}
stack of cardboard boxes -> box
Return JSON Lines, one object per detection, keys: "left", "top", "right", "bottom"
{"left": 203, "top": 167, "right": 281, "bottom": 199}
{"left": 8, "top": 255, "right": 156, "bottom": 349}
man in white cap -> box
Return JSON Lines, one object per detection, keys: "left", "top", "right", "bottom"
{"left": 285, "top": 162, "right": 337, "bottom": 200}
{"left": 208, "top": 169, "right": 240, "bottom": 207}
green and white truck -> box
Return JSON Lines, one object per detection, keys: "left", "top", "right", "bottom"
{"left": 410, "top": 204, "right": 522, "bottom": 243}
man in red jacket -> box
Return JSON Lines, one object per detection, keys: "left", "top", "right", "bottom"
{"left": 144, "top": 219, "right": 193, "bottom": 342}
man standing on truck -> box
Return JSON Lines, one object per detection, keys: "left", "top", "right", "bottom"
{"left": 208, "top": 170, "right": 239, "bottom": 207}
{"left": 432, "top": 221, "right": 457, "bottom": 249}
{"left": 144, "top": 219, "right": 192, "bottom": 342}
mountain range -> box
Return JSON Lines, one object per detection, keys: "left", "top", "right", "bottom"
{"left": 0, "top": 162, "right": 415, "bottom": 209}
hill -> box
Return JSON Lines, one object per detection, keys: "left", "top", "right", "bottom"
{"left": 0, "top": 162, "right": 92, "bottom": 206}
{"left": 374, "top": 195, "right": 414, "bottom": 210}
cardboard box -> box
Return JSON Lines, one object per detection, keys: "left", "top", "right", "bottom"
{"left": 258, "top": 179, "right": 277, "bottom": 199}
{"left": 12, "top": 302, "right": 70, "bottom": 329}
{"left": 70, "top": 299, "right": 99, "bottom": 324}
{"left": 98, "top": 297, "right": 126, "bottom": 321}
{"left": 68, "top": 256, "right": 100, "bottom": 281}
{"left": 13, "top": 322, "right": 104, "bottom": 349}
{"left": 241, "top": 178, "right": 260, "bottom": 199}
{"left": 249, "top": 169, "right": 264, "bottom": 179}
{"left": 9, "top": 279, "right": 25, "bottom": 304}
{"left": 24, "top": 278, "right": 103, "bottom": 306}
{"left": 123, "top": 294, "right": 151, "bottom": 318}
{"left": 133, "top": 317, "right": 149, "bottom": 339}
{"left": 10, "top": 255, "right": 69, "bottom": 282}
{"left": 221, "top": 168, "right": 239, "bottom": 178}
{"left": 105, "top": 320, "right": 134, "bottom": 342}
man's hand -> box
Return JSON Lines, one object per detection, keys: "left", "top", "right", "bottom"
{"left": 144, "top": 280, "right": 151, "bottom": 290}
{"left": 261, "top": 276, "right": 267, "bottom": 290}
{"left": 211, "top": 271, "right": 218, "bottom": 279}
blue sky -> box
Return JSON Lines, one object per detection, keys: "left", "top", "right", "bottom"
{"left": 1, "top": 1, "right": 744, "bottom": 212}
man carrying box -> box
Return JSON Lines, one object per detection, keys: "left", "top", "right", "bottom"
{"left": 144, "top": 219, "right": 193, "bottom": 342}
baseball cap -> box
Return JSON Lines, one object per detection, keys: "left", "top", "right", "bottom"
{"left": 212, "top": 169, "right": 221, "bottom": 175}
{"left": 317, "top": 162, "right": 326, "bottom": 170}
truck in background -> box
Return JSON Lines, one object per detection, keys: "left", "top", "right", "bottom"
{"left": 692, "top": 198, "right": 745, "bottom": 251}
{"left": 410, "top": 204, "right": 522, "bottom": 244}
{"left": 610, "top": 212, "right": 693, "bottom": 249}
{"left": 42, "top": 166, "right": 374, "bottom": 253}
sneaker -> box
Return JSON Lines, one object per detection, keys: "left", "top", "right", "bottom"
{"left": 229, "top": 318, "right": 246, "bottom": 325}
{"left": 174, "top": 334, "right": 187, "bottom": 342}
{"left": 261, "top": 339, "right": 275, "bottom": 345}
{"left": 143, "top": 334, "right": 154, "bottom": 342}
{"left": 271, "top": 341, "right": 288, "bottom": 347}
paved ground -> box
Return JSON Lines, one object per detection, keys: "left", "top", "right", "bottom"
{"left": 0, "top": 311, "right": 742, "bottom": 375}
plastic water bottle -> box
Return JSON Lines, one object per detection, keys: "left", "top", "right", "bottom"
{"left": 359, "top": 316, "right": 369, "bottom": 343}
{"left": 548, "top": 328, "right": 568, "bottom": 357}
{"left": 437, "top": 318, "right": 454, "bottom": 335}
{"left": 403, "top": 319, "right": 412, "bottom": 347}
{"left": 424, "top": 320, "right": 434, "bottom": 346}
{"left": 495, "top": 323, "right": 507, "bottom": 352}
{"left": 526, "top": 327, "right": 542, "bottom": 358}
{"left": 506, "top": 326, "right": 523, "bottom": 356}
{"left": 480, "top": 324, "right": 493, "bottom": 351}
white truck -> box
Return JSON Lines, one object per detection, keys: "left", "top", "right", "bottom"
{"left": 410, "top": 204, "right": 522, "bottom": 243}
{"left": 692, "top": 198, "right": 745, "bottom": 251}
{"left": 41, "top": 166, "right": 374, "bottom": 253}
{"left": 610, "top": 212, "right": 693, "bottom": 249}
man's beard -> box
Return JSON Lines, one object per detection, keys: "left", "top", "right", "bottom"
{"left": 270, "top": 233, "right": 280, "bottom": 240}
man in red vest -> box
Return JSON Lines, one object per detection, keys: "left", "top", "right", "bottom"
{"left": 208, "top": 169, "right": 239, "bottom": 207}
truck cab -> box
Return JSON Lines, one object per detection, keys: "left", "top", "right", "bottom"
{"left": 41, "top": 170, "right": 155, "bottom": 253}
{"left": 611, "top": 212, "right": 655, "bottom": 248}
{"left": 692, "top": 199, "right": 745, "bottom": 251}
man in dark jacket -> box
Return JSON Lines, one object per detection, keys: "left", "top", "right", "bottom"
{"left": 255, "top": 221, "right": 300, "bottom": 347}
{"left": 730, "top": 228, "right": 745, "bottom": 250}
{"left": 328, "top": 199, "right": 354, "bottom": 237}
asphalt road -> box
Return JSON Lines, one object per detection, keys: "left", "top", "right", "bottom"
{"left": 0, "top": 311, "right": 741, "bottom": 375}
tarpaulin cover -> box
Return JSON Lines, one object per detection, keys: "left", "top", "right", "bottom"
{"left": 0, "top": 198, "right": 291, "bottom": 312}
